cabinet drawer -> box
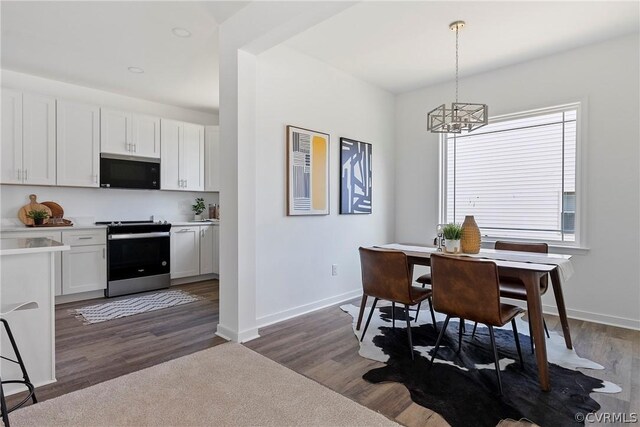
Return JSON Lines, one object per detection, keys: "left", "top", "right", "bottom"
{"left": 62, "top": 229, "right": 106, "bottom": 246}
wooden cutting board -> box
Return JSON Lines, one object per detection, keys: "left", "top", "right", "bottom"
{"left": 41, "top": 201, "right": 64, "bottom": 218}
{"left": 18, "top": 194, "right": 53, "bottom": 225}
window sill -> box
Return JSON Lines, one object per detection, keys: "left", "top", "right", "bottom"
{"left": 480, "top": 239, "right": 590, "bottom": 255}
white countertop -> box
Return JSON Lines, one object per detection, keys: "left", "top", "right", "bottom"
{"left": 171, "top": 220, "right": 220, "bottom": 226}
{"left": 0, "top": 224, "right": 107, "bottom": 232}
{"left": 0, "top": 238, "right": 70, "bottom": 256}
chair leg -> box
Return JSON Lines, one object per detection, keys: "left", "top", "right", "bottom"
{"left": 460, "top": 318, "right": 466, "bottom": 334}
{"left": 0, "top": 319, "right": 36, "bottom": 404}
{"left": 511, "top": 319, "right": 524, "bottom": 368}
{"left": 429, "top": 315, "right": 451, "bottom": 369}
{"left": 488, "top": 325, "right": 504, "bottom": 395}
{"left": 360, "top": 298, "right": 379, "bottom": 342}
{"left": 414, "top": 282, "right": 427, "bottom": 323}
{"left": 392, "top": 302, "right": 396, "bottom": 329}
{"left": 355, "top": 294, "right": 368, "bottom": 331}
{"left": 544, "top": 318, "right": 550, "bottom": 338}
{"left": 404, "top": 305, "right": 414, "bottom": 360}
{"left": 457, "top": 318, "right": 463, "bottom": 354}
{"left": 1, "top": 375, "right": 10, "bottom": 427}
{"left": 471, "top": 322, "right": 478, "bottom": 339}
{"left": 428, "top": 297, "right": 437, "bottom": 333}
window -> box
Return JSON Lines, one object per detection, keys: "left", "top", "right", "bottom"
{"left": 440, "top": 104, "right": 580, "bottom": 245}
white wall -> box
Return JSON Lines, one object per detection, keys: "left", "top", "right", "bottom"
{"left": 1, "top": 69, "right": 220, "bottom": 225}
{"left": 254, "top": 46, "right": 395, "bottom": 326}
{"left": 1, "top": 69, "right": 218, "bottom": 125}
{"left": 395, "top": 34, "right": 640, "bottom": 329}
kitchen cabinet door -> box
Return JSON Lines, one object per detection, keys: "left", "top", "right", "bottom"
{"left": 57, "top": 100, "right": 100, "bottom": 187}
{"left": 62, "top": 245, "right": 107, "bottom": 294}
{"left": 22, "top": 93, "right": 56, "bottom": 185}
{"left": 170, "top": 226, "right": 200, "bottom": 279}
{"left": 1, "top": 89, "right": 23, "bottom": 184}
{"left": 100, "top": 108, "right": 131, "bottom": 156}
{"left": 160, "top": 119, "right": 181, "bottom": 190}
{"left": 132, "top": 113, "right": 160, "bottom": 158}
{"left": 204, "top": 126, "right": 220, "bottom": 192}
{"left": 1, "top": 231, "right": 63, "bottom": 296}
{"left": 199, "top": 225, "right": 219, "bottom": 275}
{"left": 182, "top": 123, "right": 204, "bottom": 191}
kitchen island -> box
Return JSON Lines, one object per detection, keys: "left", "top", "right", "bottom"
{"left": 0, "top": 237, "right": 69, "bottom": 395}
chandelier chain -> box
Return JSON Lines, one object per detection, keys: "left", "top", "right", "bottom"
{"left": 455, "top": 25, "right": 459, "bottom": 104}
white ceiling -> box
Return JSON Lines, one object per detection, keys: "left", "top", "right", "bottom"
{"left": 284, "top": 1, "right": 640, "bottom": 94}
{"left": 1, "top": 1, "right": 248, "bottom": 114}
{"left": 2, "top": 2, "right": 638, "bottom": 114}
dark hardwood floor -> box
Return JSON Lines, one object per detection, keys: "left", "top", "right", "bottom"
{"left": 6, "top": 282, "right": 639, "bottom": 427}
{"left": 246, "top": 298, "right": 640, "bottom": 427}
{"left": 6, "top": 280, "right": 225, "bottom": 408}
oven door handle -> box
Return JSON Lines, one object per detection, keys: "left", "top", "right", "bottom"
{"left": 108, "top": 232, "right": 171, "bottom": 240}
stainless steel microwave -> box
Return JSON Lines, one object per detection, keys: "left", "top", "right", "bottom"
{"left": 100, "top": 154, "right": 160, "bottom": 190}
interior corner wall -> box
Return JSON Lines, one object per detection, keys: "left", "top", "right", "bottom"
{"left": 394, "top": 34, "right": 640, "bottom": 329}
{"left": 254, "top": 45, "right": 395, "bottom": 326}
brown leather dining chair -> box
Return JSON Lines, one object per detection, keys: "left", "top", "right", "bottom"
{"left": 471, "top": 241, "right": 551, "bottom": 352}
{"left": 358, "top": 247, "right": 435, "bottom": 360}
{"left": 429, "top": 254, "right": 525, "bottom": 395}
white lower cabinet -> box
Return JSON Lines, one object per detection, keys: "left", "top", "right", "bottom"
{"left": 171, "top": 224, "right": 219, "bottom": 279}
{"left": 199, "top": 225, "right": 219, "bottom": 275}
{"left": 61, "top": 229, "right": 107, "bottom": 294}
{"left": 171, "top": 226, "right": 200, "bottom": 279}
{"left": 62, "top": 245, "right": 107, "bottom": 294}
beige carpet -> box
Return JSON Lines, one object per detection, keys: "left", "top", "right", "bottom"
{"left": 10, "top": 343, "right": 397, "bottom": 427}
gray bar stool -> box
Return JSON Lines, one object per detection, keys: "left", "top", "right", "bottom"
{"left": 1, "top": 301, "right": 39, "bottom": 427}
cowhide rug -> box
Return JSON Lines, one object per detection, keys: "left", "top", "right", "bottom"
{"left": 341, "top": 304, "right": 620, "bottom": 427}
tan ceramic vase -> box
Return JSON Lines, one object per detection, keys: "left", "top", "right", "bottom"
{"left": 461, "top": 215, "right": 481, "bottom": 254}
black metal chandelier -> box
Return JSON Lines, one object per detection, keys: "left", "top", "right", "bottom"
{"left": 427, "top": 21, "right": 488, "bottom": 134}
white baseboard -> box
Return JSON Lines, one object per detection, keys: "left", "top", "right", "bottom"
{"left": 255, "top": 289, "right": 362, "bottom": 330}
{"left": 502, "top": 297, "right": 640, "bottom": 330}
{"left": 171, "top": 274, "right": 218, "bottom": 286}
{"left": 541, "top": 304, "right": 640, "bottom": 331}
{"left": 55, "top": 290, "right": 104, "bottom": 305}
{"left": 5, "top": 378, "right": 56, "bottom": 396}
{"left": 216, "top": 323, "right": 260, "bottom": 343}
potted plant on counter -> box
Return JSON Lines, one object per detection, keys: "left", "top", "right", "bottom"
{"left": 192, "top": 198, "right": 206, "bottom": 221}
{"left": 26, "top": 209, "right": 49, "bottom": 226}
{"left": 442, "top": 223, "right": 462, "bottom": 253}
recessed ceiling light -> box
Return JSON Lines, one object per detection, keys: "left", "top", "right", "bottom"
{"left": 128, "top": 67, "right": 144, "bottom": 74}
{"left": 172, "top": 27, "right": 191, "bottom": 38}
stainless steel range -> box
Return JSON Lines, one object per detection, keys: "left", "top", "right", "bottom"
{"left": 97, "top": 221, "right": 171, "bottom": 297}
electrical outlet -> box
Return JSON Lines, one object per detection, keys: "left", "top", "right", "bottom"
{"left": 331, "top": 264, "right": 338, "bottom": 276}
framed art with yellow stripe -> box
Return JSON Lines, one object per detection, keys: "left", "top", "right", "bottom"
{"left": 286, "top": 125, "right": 330, "bottom": 216}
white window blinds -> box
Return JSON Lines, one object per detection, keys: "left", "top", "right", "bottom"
{"left": 443, "top": 105, "right": 578, "bottom": 243}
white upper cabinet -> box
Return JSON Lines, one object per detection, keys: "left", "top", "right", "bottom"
{"left": 131, "top": 113, "right": 160, "bottom": 158}
{"left": 1, "top": 89, "right": 24, "bottom": 184}
{"left": 160, "top": 119, "right": 204, "bottom": 191}
{"left": 22, "top": 94, "right": 56, "bottom": 185}
{"left": 101, "top": 108, "right": 160, "bottom": 158}
{"left": 160, "top": 119, "right": 182, "bottom": 190}
{"left": 57, "top": 100, "right": 100, "bottom": 187}
{"left": 1, "top": 89, "right": 56, "bottom": 186}
{"left": 204, "top": 126, "right": 220, "bottom": 192}
{"left": 182, "top": 123, "right": 204, "bottom": 191}
{"left": 100, "top": 108, "right": 130, "bottom": 156}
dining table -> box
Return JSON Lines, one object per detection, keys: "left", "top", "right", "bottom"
{"left": 357, "top": 243, "right": 574, "bottom": 392}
